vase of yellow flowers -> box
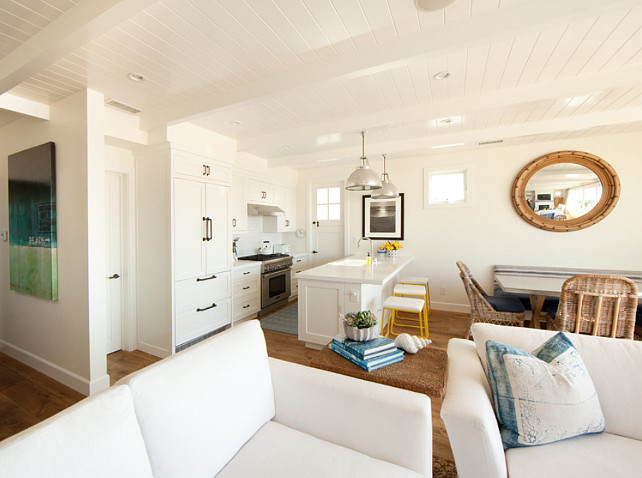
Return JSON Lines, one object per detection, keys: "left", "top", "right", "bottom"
{"left": 383, "top": 241, "right": 402, "bottom": 259}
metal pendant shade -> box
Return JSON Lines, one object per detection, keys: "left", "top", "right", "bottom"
{"left": 345, "top": 131, "right": 382, "bottom": 191}
{"left": 372, "top": 154, "right": 399, "bottom": 199}
{"left": 414, "top": 0, "right": 456, "bottom": 11}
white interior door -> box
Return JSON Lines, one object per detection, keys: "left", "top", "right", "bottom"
{"left": 310, "top": 182, "right": 344, "bottom": 267}
{"left": 105, "top": 173, "right": 123, "bottom": 354}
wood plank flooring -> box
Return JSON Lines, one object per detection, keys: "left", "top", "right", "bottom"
{"left": 0, "top": 305, "right": 470, "bottom": 465}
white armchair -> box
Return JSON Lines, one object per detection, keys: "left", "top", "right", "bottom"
{"left": 441, "top": 323, "right": 642, "bottom": 478}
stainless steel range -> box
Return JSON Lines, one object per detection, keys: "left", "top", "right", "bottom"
{"left": 238, "top": 253, "right": 293, "bottom": 314}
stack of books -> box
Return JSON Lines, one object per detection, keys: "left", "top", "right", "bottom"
{"left": 329, "top": 334, "right": 404, "bottom": 372}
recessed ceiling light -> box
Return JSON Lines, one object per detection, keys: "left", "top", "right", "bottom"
{"left": 433, "top": 71, "right": 452, "bottom": 80}
{"left": 282, "top": 144, "right": 291, "bottom": 150}
{"left": 431, "top": 142, "right": 464, "bottom": 149}
{"left": 439, "top": 118, "right": 453, "bottom": 124}
{"left": 127, "top": 72, "right": 145, "bottom": 82}
{"left": 230, "top": 120, "right": 241, "bottom": 126}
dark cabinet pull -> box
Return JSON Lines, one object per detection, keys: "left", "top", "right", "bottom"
{"left": 202, "top": 165, "right": 207, "bottom": 176}
{"left": 202, "top": 217, "right": 207, "bottom": 241}
{"left": 232, "top": 218, "right": 237, "bottom": 227}
{"left": 243, "top": 271, "right": 251, "bottom": 275}
{"left": 206, "top": 165, "right": 211, "bottom": 176}
{"left": 196, "top": 303, "right": 217, "bottom": 312}
{"left": 243, "top": 304, "right": 250, "bottom": 309}
{"left": 207, "top": 217, "right": 213, "bottom": 241}
{"left": 243, "top": 286, "right": 250, "bottom": 290}
{"left": 196, "top": 274, "right": 217, "bottom": 282}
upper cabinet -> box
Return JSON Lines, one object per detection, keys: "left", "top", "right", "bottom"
{"left": 246, "top": 179, "right": 276, "bottom": 204}
{"left": 264, "top": 185, "right": 296, "bottom": 233}
{"left": 231, "top": 174, "right": 248, "bottom": 234}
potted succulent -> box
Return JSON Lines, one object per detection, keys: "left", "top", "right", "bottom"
{"left": 343, "top": 310, "right": 379, "bottom": 341}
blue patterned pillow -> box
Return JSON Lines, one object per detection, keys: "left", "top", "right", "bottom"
{"left": 486, "top": 332, "right": 605, "bottom": 449}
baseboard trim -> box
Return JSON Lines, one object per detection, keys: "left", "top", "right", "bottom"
{"left": 432, "top": 301, "right": 470, "bottom": 314}
{"left": 137, "top": 341, "right": 170, "bottom": 359}
{"left": 0, "top": 340, "right": 91, "bottom": 396}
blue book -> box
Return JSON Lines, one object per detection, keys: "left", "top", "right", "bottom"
{"left": 329, "top": 342, "right": 404, "bottom": 372}
{"left": 331, "top": 338, "right": 399, "bottom": 360}
{"left": 332, "top": 334, "right": 396, "bottom": 359}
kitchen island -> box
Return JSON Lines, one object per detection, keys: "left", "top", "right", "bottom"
{"left": 297, "top": 255, "right": 413, "bottom": 349}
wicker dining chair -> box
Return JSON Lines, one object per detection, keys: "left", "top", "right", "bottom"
{"left": 546, "top": 274, "right": 638, "bottom": 340}
{"left": 456, "top": 261, "right": 525, "bottom": 338}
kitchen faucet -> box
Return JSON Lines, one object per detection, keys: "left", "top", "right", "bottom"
{"left": 357, "top": 237, "right": 375, "bottom": 262}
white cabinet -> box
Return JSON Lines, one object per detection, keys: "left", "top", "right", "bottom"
{"left": 232, "top": 263, "right": 261, "bottom": 324}
{"left": 231, "top": 174, "right": 247, "bottom": 233}
{"left": 135, "top": 144, "right": 233, "bottom": 357}
{"left": 290, "top": 253, "right": 308, "bottom": 299}
{"left": 246, "top": 179, "right": 275, "bottom": 204}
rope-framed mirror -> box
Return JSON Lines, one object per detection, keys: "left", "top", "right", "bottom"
{"left": 511, "top": 151, "right": 620, "bottom": 232}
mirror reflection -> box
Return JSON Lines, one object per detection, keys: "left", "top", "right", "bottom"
{"left": 524, "top": 163, "right": 601, "bottom": 221}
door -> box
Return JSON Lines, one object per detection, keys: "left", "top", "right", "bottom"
{"left": 105, "top": 173, "right": 123, "bottom": 354}
{"left": 205, "top": 183, "right": 230, "bottom": 273}
{"left": 174, "top": 178, "right": 207, "bottom": 280}
{"left": 310, "top": 181, "right": 344, "bottom": 267}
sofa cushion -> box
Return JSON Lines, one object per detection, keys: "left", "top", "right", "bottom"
{"left": 472, "top": 323, "right": 642, "bottom": 441}
{"left": 486, "top": 333, "right": 605, "bottom": 449}
{"left": 217, "top": 421, "right": 423, "bottom": 478}
{"left": 506, "top": 431, "right": 642, "bottom": 478}
{"left": 118, "top": 320, "right": 275, "bottom": 478}
{"left": 484, "top": 294, "right": 526, "bottom": 313}
{"left": 0, "top": 385, "right": 153, "bottom": 478}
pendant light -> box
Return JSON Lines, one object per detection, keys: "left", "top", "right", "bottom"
{"left": 414, "top": 0, "right": 455, "bottom": 12}
{"left": 372, "top": 154, "right": 399, "bottom": 199}
{"left": 345, "top": 131, "right": 382, "bottom": 191}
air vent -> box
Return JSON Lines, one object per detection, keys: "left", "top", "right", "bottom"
{"left": 478, "top": 139, "right": 504, "bottom": 146}
{"left": 105, "top": 98, "right": 141, "bottom": 115}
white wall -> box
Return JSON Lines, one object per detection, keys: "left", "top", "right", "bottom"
{"left": 0, "top": 90, "right": 110, "bottom": 395}
{"left": 297, "top": 132, "right": 642, "bottom": 312}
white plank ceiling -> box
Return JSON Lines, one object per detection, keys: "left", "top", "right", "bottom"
{"left": 0, "top": 0, "right": 641, "bottom": 168}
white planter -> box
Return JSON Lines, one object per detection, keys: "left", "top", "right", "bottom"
{"left": 387, "top": 249, "right": 398, "bottom": 259}
{"left": 343, "top": 324, "right": 379, "bottom": 342}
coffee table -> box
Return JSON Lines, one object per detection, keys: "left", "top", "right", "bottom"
{"left": 310, "top": 345, "right": 448, "bottom": 399}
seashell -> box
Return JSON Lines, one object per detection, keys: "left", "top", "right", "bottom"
{"left": 395, "top": 333, "right": 432, "bottom": 354}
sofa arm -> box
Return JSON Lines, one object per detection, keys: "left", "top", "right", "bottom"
{"left": 268, "top": 357, "right": 432, "bottom": 476}
{"left": 440, "top": 339, "right": 506, "bottom": 478}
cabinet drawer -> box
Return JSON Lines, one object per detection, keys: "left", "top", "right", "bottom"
{"left": 233, "top": 266, "right": 260, "bottom": 281}
{"left": 175, "top": 271, "right": 230, "bottom": 312}
{"left": 176, "top": 298, "right": 231, "bottom": 345}
{"left": 233, "top": 295, "right": 260, "bottom": 321}
{"left": 173, "top": 153, "right": 231, "bottom": 184}
{"left": 234, "top": 277, "right": 260, "bottom": 298}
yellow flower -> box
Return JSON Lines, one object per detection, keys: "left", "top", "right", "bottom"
{"left": 385, "top": 241, "right": 402, "bottom": 250}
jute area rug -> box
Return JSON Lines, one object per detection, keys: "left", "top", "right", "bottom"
{"left": 433, "top": 456, "right": 457, "bottom": 478}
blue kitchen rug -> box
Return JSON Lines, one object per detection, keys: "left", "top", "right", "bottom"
{"left": 260, "top": 302, "right": 298, "bottom": 335}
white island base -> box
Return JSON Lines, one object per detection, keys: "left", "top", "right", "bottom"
{"left": 297, "top": 255, "right": 413, "bottom": 349}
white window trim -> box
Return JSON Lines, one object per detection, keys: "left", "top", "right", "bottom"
{"left": 423, "top": 164, "right": 474, "bottom": 208}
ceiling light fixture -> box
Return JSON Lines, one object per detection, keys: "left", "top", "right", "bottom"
{"left": 433, "top": 71, "right": 452, "bottom": 80}
{"left": 345, "top": 131, "right": 382, "bottom": 191}
{"left": 127, "top": 72, "right": 145, "bottom": 82}
{"left": 230, "top": 120, "right": 241, "bottom": 126}
{"left": 414, "top": 0, "right": 456, "bottom": 11}
{"left": 372, "top": 154, "right": 399, "bottom": 199}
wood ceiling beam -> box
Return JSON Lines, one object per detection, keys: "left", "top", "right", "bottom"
{"left": 141, "top": 0, "right": 641, "bottom": 129}
{"left": 0, "top": 0, "right": 159, "bottom": 96}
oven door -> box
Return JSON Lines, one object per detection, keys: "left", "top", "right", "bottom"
{"left": 261, "top": 269, "right": 291, "bottom": 308}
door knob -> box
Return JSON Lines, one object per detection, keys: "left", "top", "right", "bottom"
{"left": 107, "top": 273, "right": 120, "bottom": 279}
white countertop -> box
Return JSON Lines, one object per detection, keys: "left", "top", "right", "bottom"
{"left": 296, "top": 255, "right": 413, "bottom": 285}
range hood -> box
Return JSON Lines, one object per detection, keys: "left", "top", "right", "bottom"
{"left": 247, "top": 201, "right": 285, "bottom": 216}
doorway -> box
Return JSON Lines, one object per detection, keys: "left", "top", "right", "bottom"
{"left": 105, "top": 172, "right": 124, "bottom": 354}
{"left": 308, "top": 181, "right": 345, "bottom": 267}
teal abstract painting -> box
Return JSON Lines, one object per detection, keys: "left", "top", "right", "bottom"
{"left": 8, "top": 142, "right": 58, "bottom": 301}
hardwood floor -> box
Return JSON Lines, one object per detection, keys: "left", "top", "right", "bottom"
{"left": 0, "top": 306, "right": 470, "bottom": 465}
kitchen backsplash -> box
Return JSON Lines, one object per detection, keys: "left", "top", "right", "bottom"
{"left": 235, "top": 216, "right": 284, "bottom": 257}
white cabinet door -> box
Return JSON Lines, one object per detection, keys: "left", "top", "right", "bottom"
{"left": 205, "top": 183, "right": 230, "bottom": 274}
{"left": 247, "top": 179, "right": 275, "bottom": 203}
{"left": 174, "top": 178, "right": 207, "bottom": 281}
{"left": 231, "top": 175, "right": 247, "bottom": 233}
{"left": 298, "top": 280, "right": 345, "bottom": 348}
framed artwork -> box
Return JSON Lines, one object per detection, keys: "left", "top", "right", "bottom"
{"left": 362, "top": 193, "right": 404, "bottom": 240}
{"left": 8, "top": 142, "right": 58, "bottom": 301}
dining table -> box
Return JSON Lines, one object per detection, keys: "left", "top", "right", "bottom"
{"left": 494, "top": 273, "right": 642, "bottom": 329}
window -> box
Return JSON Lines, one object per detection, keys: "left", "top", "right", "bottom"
{"left": 566, "top": 183, "right": 602, "bottom": 218}
{"left": 424, "top": 165, "right": 474, "bottom": 208}
{"left": 316, "top": 186, "right": 341, "bottom": 221}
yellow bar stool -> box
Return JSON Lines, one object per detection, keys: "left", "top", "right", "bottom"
{"left": 394, "top": 283, "right": 430, "bottom": 327}
{"left": 399, "top": 276, "right": 431, "bottom": 312}
{"left": 381, "top": 296, "right": 428, "bottom": 338}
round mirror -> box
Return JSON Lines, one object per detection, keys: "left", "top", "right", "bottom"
{"left": 511, "top": 151, "right": 620, "bottom": 232}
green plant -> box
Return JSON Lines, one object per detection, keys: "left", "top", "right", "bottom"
{"left": 343, "top": 310, "right": 377, "bottom": 329}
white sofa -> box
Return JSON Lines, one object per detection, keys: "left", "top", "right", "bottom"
{"left": 0, "top": 320, "right": 433, "bottom": 477}
{"left": 441, "top": 323, "right": 642, "bottom": 478}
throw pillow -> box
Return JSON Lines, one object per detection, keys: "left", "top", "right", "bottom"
{"left": 485, "top": 332, "right": 605, "bottom": 449}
